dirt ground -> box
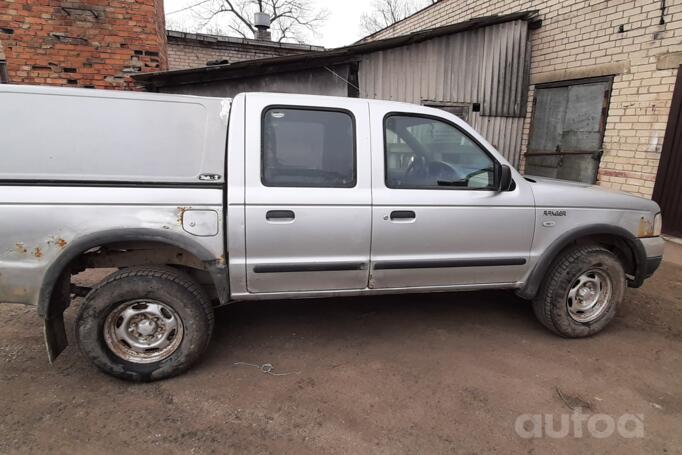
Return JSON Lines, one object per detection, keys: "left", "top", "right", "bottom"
{"left": 1, "top": 250, "right": 681, "bottom": 454}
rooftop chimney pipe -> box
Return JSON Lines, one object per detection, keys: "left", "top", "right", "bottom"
{"left": 254, "top": 12, "right": 271, "bottom": 40}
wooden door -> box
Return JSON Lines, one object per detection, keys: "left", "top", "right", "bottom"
{"left": 653, "top": 66, "right": 682, "bottom": 237}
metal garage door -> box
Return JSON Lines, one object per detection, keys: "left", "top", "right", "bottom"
{"left": 525, "top": 77, "right": 612, "bottom": 183}
{"left": 653, "top": 66, "right": 682, "bottom": 237}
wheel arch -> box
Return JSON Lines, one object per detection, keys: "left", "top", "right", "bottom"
{"left": 39, "top": 228, "right": 228, "bottom": 319}
{"left": 516, "top": 224, "right": 646, "bottom": 300}
{"left": 39, "top": 228, "right": 228, "bottom": 362}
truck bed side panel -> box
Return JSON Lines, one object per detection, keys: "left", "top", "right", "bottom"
{"left": 0, "top": 186, "right": 224, "bottom": 306}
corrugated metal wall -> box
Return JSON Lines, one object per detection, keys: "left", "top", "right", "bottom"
{"left": 469, "top": 116, "right": 525, "bottom": 167}
{"left": 359, "top": 20, "right": 530, "bottom": 166}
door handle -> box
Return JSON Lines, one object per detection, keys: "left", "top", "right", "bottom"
{"left": 266, "top": 210, "right": 295, "bottom": 221}
{"left": 390, "top": 210, "right": 416, "bottom": 221}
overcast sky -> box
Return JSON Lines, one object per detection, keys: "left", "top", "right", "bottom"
{"left": 164, "top": 0, "right": 428, "bottom": 48}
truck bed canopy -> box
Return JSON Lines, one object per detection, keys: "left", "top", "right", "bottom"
{"left": 0, "top": 85, "right": 229, "bottom": 184}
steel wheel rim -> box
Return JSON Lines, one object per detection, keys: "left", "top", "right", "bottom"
{"left": 566, "top": 268, "right": 612, "bottom": 323}
{"left": 104, "top": 299, "right": 184, "bottom": 364}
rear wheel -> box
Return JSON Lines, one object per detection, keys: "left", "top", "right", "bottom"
{"left": 532, "top": 245, "right": 625, "bottom": 337}
{"left": 75, "top": 266, "right": 214, "bottom": 381}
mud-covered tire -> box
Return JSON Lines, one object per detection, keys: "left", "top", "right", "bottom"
{"left": 75, "top": 266, "right": 214, "bottom": 381}
{"left": 532, "top": 244, "right": 625, "bottom": 338}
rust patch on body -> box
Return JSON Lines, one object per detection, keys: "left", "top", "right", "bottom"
{"left": 47, "top": 237, "right": 68, "bottom": 249}
{"left": 33, "top": 247, "right": 43, "bottom": 258}
{"left": 176, "top": 206, "right": 192, "bottom": 225}
{"left": 637, "top": 216, "right": 654, "bottom": 238}
{"left": 10, "top": 287, "right": 28, "bottom": 298}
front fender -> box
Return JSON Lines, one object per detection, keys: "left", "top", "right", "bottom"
{"left": 516, "top": 224, "right": 646, "bottom": 300}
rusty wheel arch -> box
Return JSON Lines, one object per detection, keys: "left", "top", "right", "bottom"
{"left": 39, "top": 228, "right": 228, "bottom": 362}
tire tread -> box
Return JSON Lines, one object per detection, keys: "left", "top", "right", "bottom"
{"left": 532, "top": 244, "right": 623, "bottom": 337}
{"left": 75, "top": 266, "right": 214, "bottom": 381}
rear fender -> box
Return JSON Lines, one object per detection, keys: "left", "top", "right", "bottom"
{"left": 39, "top": 228, "right": 228, "bottom": 362}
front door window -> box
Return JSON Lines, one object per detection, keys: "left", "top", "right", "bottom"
{"left": 384, "top": 114, "right": 495, "bottom": 190}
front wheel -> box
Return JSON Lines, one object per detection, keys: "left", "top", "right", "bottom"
{"left": 75, "top": 266, "right": 214, "bottom": 381}
{"left": 532, "top": 245, "right": 625, "bottom": 337}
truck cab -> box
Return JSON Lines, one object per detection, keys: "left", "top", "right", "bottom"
{"left": 229, "top": 93, "right": 535, "bottom": 297}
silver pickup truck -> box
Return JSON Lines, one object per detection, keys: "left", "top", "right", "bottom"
{"left": 0, "top": 85, "right": 664, "bottom": 381}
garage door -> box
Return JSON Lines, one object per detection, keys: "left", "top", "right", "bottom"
{"left": 525, "top": 77, "right": 612, "bottom": 183}
{"left": 653, "top": 66, "right": 682, "bottom": 237}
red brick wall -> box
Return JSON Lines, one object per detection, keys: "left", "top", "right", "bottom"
{"left": 0, "top": 0, "right": 167, "bottom": 89}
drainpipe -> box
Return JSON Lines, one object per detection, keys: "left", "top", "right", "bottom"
{"left": 0, "top": 61, "right": 8, "bottom": 83}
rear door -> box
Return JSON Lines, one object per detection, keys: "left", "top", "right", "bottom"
{"left": 244, "top": 94, "right": 372, "bottom": 293}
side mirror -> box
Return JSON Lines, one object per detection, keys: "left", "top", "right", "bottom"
{"left": 497, "top": 164, "right": 513, "bottom": 192}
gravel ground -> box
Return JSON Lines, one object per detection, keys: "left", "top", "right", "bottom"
{"left": 1, "top": 257, "right": 681, "bottom": 454}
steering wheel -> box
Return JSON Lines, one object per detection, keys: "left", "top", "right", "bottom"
{"left": 428, "top": 160, "right": 461, "bottom": 181}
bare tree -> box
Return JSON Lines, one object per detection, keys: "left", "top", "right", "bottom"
{"left": 189, "top": 0, "right": 328, "bottom": 43}
{"left": 360, "top": 0, "right": 436, "bottom": 35}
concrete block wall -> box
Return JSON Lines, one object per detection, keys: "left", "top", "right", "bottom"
{"left": 0, "top": 0, "right": 168, "bottom": 89}
{"left": 167, "top": 31, "right": 323, "bottom": 70}
{"left": 366, "top": 0, "right": 682, "bottom": 198}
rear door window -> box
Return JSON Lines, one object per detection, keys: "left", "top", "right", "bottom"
{"left": 262, "top": 107, "right": 356, "bottom": 188}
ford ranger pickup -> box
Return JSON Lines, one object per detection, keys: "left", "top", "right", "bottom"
{"left": 0, "top": 85, "right": 664, "bottom": 381}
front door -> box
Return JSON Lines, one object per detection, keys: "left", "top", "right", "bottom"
{"left": 244, "top": 94, "right": 372, "bottom": 293}
{"left": 368, "top": 105, "right": 535, "bottom": 289}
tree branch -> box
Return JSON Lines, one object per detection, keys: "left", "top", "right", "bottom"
{"left": 185, "top": 0, "right": 326, "bottom": 42}
{"left": 223, "top": 0, "right": 255, "bottom": 33}
{"left": 360, "top": 0, "right": 433, "bottom": 35}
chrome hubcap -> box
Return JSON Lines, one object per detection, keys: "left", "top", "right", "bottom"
{"left": 104, "top": 300, "right": 184, "bottom": 364}
{"left": 566, "top": 269, "right": 612, "bottom": 323}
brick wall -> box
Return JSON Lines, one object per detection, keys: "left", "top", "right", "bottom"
{"left": 0, "top": 0, "right": 168, "bottom": 89}
{"left": 167, "top": 31, "right": 323, "bottom": 70}
{"left": 365, "top": 0, "right": 682, "bottom": 198}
